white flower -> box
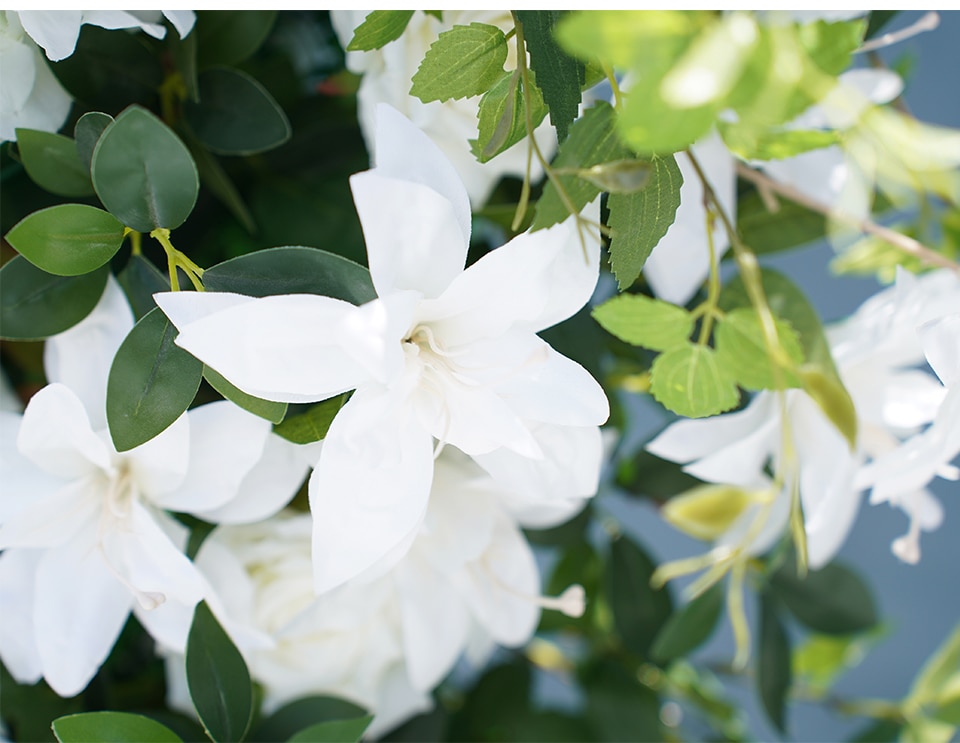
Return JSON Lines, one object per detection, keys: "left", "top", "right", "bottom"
{"left": 156, "top": 103, "right": 609, "bottom": 595}
{"left": 0, "top": 277, "right": 309, "bottom": 697}
{"left": 330, "top": 10, "right": 554, "bottom": 207}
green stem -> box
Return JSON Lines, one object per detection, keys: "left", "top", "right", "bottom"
{"left": 151, "top": 228, "right": 204, "bottom": 292}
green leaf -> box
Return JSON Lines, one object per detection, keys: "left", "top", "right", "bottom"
{"left": 447, "top": 662, "right": 531, "bottom": 741}
{"left": 900, "top": 717, "right": 956, "bottom": 743}
{"left": 758, "top": 593, "right": 792, "bottom": 733}
{"left": 906, "top": 623, "right": 960, "bottom": 713}
{"left": 582, "top": 659, "right": 664, "bottom": 742}
{"left": 661, "top": 483, "right": 758, "bottom": 540}
{"left": 794, "top": 631, "right": 883, "bottom": 698}
{"left": 719, "top": 122, "right": 839, "bottom": 161}
{"left": 737, "top": 189, "right": 827, "bottom": 256}
{"left": 91, "top": 106, "right": 199, "bottom": 232}
{"left": 650, "top": 343, "right": 740, "bottom": 418}
{"left": 273, "top": 396, "right": 345, "bottom": 445}
{"left": 346, "top": 10, "right": 415, "bottom": 51}
{"left": 592, "top": 293, "right": 693, "bottom": 351}
{"left": 771, "top": 560, "right": 877, "bottom": 635}
{"left": 6, "top": 205, "right": 125, "bottom": 276}
{"left": 607, "top": 534, "right": 673, "bottom": 658}
{"left": 15, "top": 129, "right": 95, "bottom": 197}
{"left": 607, "top": 154, "right": 683, "bottom": 288}
{"left": 715, "top": 307, "right": 804, "bottom": 390}
{"left": 117, "top": 255, "right": 171, "bottom": 320}
{"left": 579, "top": 159, "right": 653, "bottom": 193}
{"left": 471, "top": 70, "right": 548, "bottom": 163}
{"left": 204, "top": 365, "right": 287, "bottom": 424}
{"left": 287, "top": 716, "right": 373, "bottom": 743}
{"left": 203, "top": 247, "right": 376, "bottom": 304}
{"left": 848, "top": 718, "right": 903, "bottom": 743}
{"left": 531, "top": 102, "right": 631, "bottom": 231}
{"left": 195, "top": 11, "right": 279, "bottom": 68}
{"left": 0, "top": 258, "right": 109, "bottom": 340}
{"left": 515, "top": 10, "right": 583, "bottom": 143}
{"left": 186, "top": 601, "right": 254, "bottom": 743}
{"left": 106, "top": 307, "right": 203, "bottom": 452}
{"left": 798, "top": 365, "right": 858, "bottom": 450}
{"left": 651, "top": 582, "right": 724, "bottom": 663}
{"left": 181, "top": 128, "right": 256, "bottom": 233}
{"left": 74, "top": 112, "right": 114, "bottom": 172}
{"left": 251, "top": 697, "right": 367, "bottom": 742}
{"left": 411, "top": 23, "right": 509, "bottom": 103}
{"left": 52, "top": 712, "right": 182, "bottom": 742}
{"left": 185, "top": 67, "right": 292, "bottom": 156}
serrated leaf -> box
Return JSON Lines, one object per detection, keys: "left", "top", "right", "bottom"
{"left": 651, "top": 582, "right": 724, "bottom": 663}
{"left": 661, "top": 483, "right": 758, "bottom": 541}
{"left": 5, "top": 205, "right": 125, "bottom": 277}
{"left": 471, "top": 70, "right": 548, "bottom": 163}
{"left": 608, "top": 534, "right": 673, "bottom": 658}
{"left": 650, "top": 343, "right": 740, "bottom": 418}
{"left": 74, "top": 112, "right": 114, "bottom": 172}
{"left": 205, "top": 365, "right": 287, "bottom": 424}
{"left": 411, "top": 23, "right": 509, "bottom": 103}
{"left": 758, "top": 593, "right": 792, "bottom": 733}
{"left": 592, "top": 293, "right": 692, "bottom": 351}
{"left": 515, "top": 10, "right": 583, "bottom": 143}
{"left": 347, "top": 10, "right": 415, "bottom": 51}
{"left": 15, "top": 129, "right": 95, "bottom": 197}
{"left": 272, "top": 396, "right": 345, "bottom": 444}
{"left": 531, "top": 102, "right": 632, "bottom": 231}
{"left": 106, "top": 307, "right": 203, "bottom": 451}
{"left": 117, "top": 254, "right": 170, "bottom": 320}
{"left": 186, "top": 601, "right": 253, "bottom": 743}
{"left": 91, "top": 106, "right": 199, "bottom": 232}
{"left": 771, "top": 559, "right": 877, "bottom": 635}
{"left": 52, "top": 711, "right": 182, "bottom": 742}
{"left": 719, "top": 122, "right": 839, "bottom": 161}
{"left": 287, "top": 716, "right": 373, "bottom": 743}
{"left": 715, "top": 307, "right": 804, "bottom": 390}
{"left": 0, "top": 257, "right": 109, "bottom": 340}
{"left": 608, "top": 154, "right": 683, "bottom": 288}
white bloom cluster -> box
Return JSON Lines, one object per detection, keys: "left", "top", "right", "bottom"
{"left": 648, "top": 268, "right": 960, "bottom": 566}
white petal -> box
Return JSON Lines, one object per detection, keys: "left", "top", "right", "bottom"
{"left": 0, "top": 38, "right": 72, "bottom": 141}
{"left": 17, "top": 383, "right": 111, "bottom": 478}
{"left": 124, "top": 413, "right": 190, "bottom": 500}
{"left": 365, "top": 663, "right": 433, "bottom": 740}
{"left": 0, "top": 411, "right": 63, "bottom": 524}
{"left": 0, "top": 550, "right": 43, "bottom": 684}
{"left": 0, "top": 477, "right": 99, "bottom": 550}
{"left": 161, "top": 10, "right": 196, "bottom": 38}
{"left": 82, "top": 10, "right": 164, "bottom": 38}
{"left": 310, "top": 388, "right": 434, "bottom": 593}
{"left": 0, "top": 30, "right": 37, "bottom": 114}
{"left": 44, "top": 275, "right": 134, "bottom": 430}
{"left": 17, "top": 10, "right": 82, "bottom": 61}
{"left": 920, "top": 314, "right": 960, "bottom": 387}
{"left": 155, "top": 289, "right": 255, "bottom": 330}
{"left": 350, "top": 171, "right": 467, "bottom": 299}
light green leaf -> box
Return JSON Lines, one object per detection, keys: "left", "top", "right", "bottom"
{"left": 0, "top": 257, "right": 109, "bottom": 341}
{"left": 287, "top": 716, "right": 373, "bottom": 743}
{"left": 661, "top": 483, "right": 759, "bottom": 540}
{"left": 272, "top": 396, "right": 345, "bottom": 445}
{"left": 592, "top": 293, "right": 692, "bottom": 351}
{"left": 906, "top": 623, "right": 960, "bottom": 714}
{"left": 186, "top": 601, "right": 254, "bottom": 743}
{"left": 798, "top": 366, "right": 858, "bottom": 450}
{"left": 650, "top": 343, "right": 740, "bottom": 418}
{"left": 471, "top": 70, "right": 548, "bottom": 163}
{"left": 793, "top": 631, "right": 883, "bottom": 698}
{"left": 91, "top": 106, "right": 199, "bottom": 232}
{"left": 607, "top": 534, "right": 673, "bottom": 658}
{"left": 184, "top": 67, "right": 291, "bottom": 156}
{"left": 579, "top": 159, "right": 653, "bottom": 194}
{"left": 15, "top": 129, "right": 95, "bottom": 197}
{"left": 900, "top": 717, "right": 956, "bottom": 743}
{"left": 758, "top": 594, "right": 792, "bottom": 733}
{"left": 106, "top": 307, "right": 203, "bottom": 452}
{"left": 715, "top": 307, "right": 804, "bottom": 390}
{"left": 720, "top": 122, "right": 839, "bottom": 161}
{"left": 737, "top": 190, "right": 827, "bottom": 256}
{"left": 6, "top": 205, "right": 125, "bottom": 277}
{"left": 531, "top": 102, "right": 631, "bottom": 231}
{"left": 651, "top": 582, "right": 725, "bottom": 663}
{"left": 53, "top": 711, "right": 182, "bottom": 742}
{"left": 771, "top": 559, "right": 877, "bottom": 635}
{"left": 204, "top": 366, "right": 287, "bottom": 424}
{"left": 607, "top": 154, "right": 683, "bottom": 288}
{"left": 411, "top": 23, "right": 509, "bottom": 103}
{"left": 346, "top": 10, "right": 415, "bottom": 51}
{"left": 74, "top": 112, "right": 114, "bottom": 172}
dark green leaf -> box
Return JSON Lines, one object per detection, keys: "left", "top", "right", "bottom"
{"left": 347, "top": 11, "right": 415, "bottom": 51}
{"left": 608, "top": 154, "right": 683, "bottom": 288}
{"left": 865, "top": 11, "right": 899, "bottom": 40}
{"left": 169, "top": 19, "right": 200, "bottom": 101}
{"left": 608, "top": 534, "right": 673, "bottom": 658}
{"left": 117, "top": 254, "right": 170, "bottom": 320}
{"left": 186, "top": 601, "right": 253, "bottom": 743}
{"left": 471, "top": 70, "right": 548, "bottom": 163}
{"left": 180, "top": 514, "right": 216, "bottom": 561}
{"left": 651, "top": 582, "right": 725, "bottom": 663}
{"left": 532, "top": 102, "right": 631, "bottom": 231}
{"left": 411, "top": 23, "right": 509, "bottom": 103}
{"left": 737, "top": 190, "right": 827, "bottom": 256}
{"left": 539, "top": 538, "right": 601, "bottom": 633}
{"left": 582, "top": 659, "right": 663, "bottom": 742}
{"left": 6, "top": 205, "right": 125, "bottom": 276}
{"left": 848, "top": 718, "right": 903, "bottom": 743}
{"left": 205, "top": 365, "right": 287, "bottom": 424}
{"left": 203, "top": 247, "right": 376, "bottom": 304}
{"left": 181, "top": 128, "right": 256, "bottom": 233}
{"left": 379, "top": 708, "right": 448, "bottom": 742}
{"left": 106, "top": 307, "right": 203, "bottom": 452}
{"left": 650, "top": 343, "right": 740, "bottom": 418}
{"left": 715, "top": 308, "right": 804, "bottom": 390}
{"left": 447, "top": 662, "right": 533, "bottom": 742}
{"left": 0, "top": 257, "right": 109, "bottom": 340}
{"left": 758, "top": 593, "right": 792, "bottom": 733}
{"left": 91, "top": 106, "right": 199, "bottom": 232}
{"left": 252, "top": 697, "right": 367, "bottom": 742}
{"left": 195, "top": 11, "right": 279, "bottom": 68}
{"left": 515, "top": 10, "right": 584, "bottom": 143}
{"left": 287, "top": 716, "right": 373, "bottom": 743}
{"left": 15, "top": 129, "right": 95, "bottom": 197}
{"left": 273, "top": 396, "right": 345, "bottom": 445}
{"left": 74, "top": 112, "right": 114, "bottom": 173}
{"left": 185, "top": 67, "right": 291, "bottom": 156}
{"left": 592, "top": 293, "right": 692, "bottom": 351}
{"left": 52, "top": 712, "right": 182, "bottom": 743}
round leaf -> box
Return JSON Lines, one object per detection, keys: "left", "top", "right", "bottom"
{"left": 15, "top": 129, "right": 95, "bottom": 197}
{"left": 650, "top": 343, "right": 740, "bottom": 418}
{"left": 651, "top": 582, "right": 725, "bottom": 662}
{"left": 287, "top": 717, "right": 373, "bottom": 743}
{"left": 91, "top": 106, "right": 199, "bottom": 232}
{"left": 607, "top": 535, "right": 673, "bottom": 658}
{"left": 715, "top": 307, "right": 804, "bottom": 390}
{"left": 6, "top": 204, "right": 125, "bottom": 276}
{"left": 106, "top": 307, "right": 202, "bottom": 451}
{"left": 0, "top": 257, "right": 109, "bottom": 340}
{"left": 771, "top": 560, "right": 878, "bottom": 635}
{"left": 74, "top": 112, "right": 114, "bottom": 172}
{"left": 195, "top": 11, "right": 278, "bottom": 68}
{"left": 592, "top": 293, "right": 693, "bottom": 351}
{"left": 53, "top": 711, "right": 182, "bottom": 743}
{"left": 185, "top": 67, "right": 291, "bottom": 156}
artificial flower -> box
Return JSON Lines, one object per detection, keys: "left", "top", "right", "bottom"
{"left": 330, "top": 10, "right": 554, "bottom": 207}
{"left": 0, "top": 277, "right": 309, "bottom": 697}
{"left": 156, "top": 103, "right": 609, "bottom": 595}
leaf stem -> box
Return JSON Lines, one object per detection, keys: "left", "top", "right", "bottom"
{"left": 151, "top": 228, "right": 204, "bottom": 292}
